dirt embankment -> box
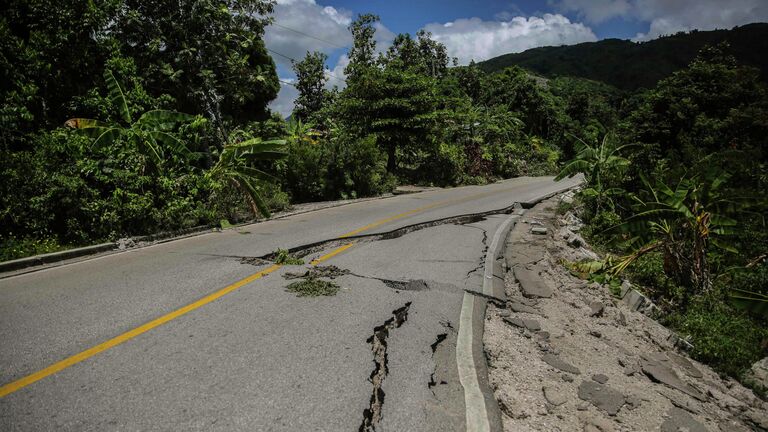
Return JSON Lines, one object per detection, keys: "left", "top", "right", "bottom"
{"left": 484, "top": 197, "right": 767, "bottom": 432}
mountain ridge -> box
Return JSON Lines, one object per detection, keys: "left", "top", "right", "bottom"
{"left": 476, "top": 23, "right": 768, "bottom": 90}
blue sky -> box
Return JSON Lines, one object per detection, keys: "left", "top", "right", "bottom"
{"left": 323, "top": 0, "right": 647, "bottom": 39}
{"left": 265, "top": 0, "right": 768, "bottom": 116}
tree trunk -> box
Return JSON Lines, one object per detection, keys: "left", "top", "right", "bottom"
{"left": 386, "top": 143, "right": 397, "bottom": 173}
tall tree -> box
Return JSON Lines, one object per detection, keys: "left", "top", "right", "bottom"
{"left": 0, "top": 0, "right": 120, "bottom": 148}
{"left": 344, "top": 14, "right": 379, "bottom": 83}
{"left": 113, "top": 0, "right": 280, "bottom": 123}
{"left": 292, "top": 51, "right": 329, "bottom": 122}
{"left": 415, "top": 30, "right": 451, "bottom": 78}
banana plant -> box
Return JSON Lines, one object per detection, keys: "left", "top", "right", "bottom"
{"left": 611, "top": 170, "right": 742, "bottom": 297}
{"left": 206, "top": 135, "right": 286, "bottom": 218}
{"left": 65, "top": 69, "right": 195, "bottom": 168}
{"left": 556, "top": 134, "right": 634, "bottom": 211}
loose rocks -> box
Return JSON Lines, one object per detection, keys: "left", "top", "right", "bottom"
{"left": 514, "top": 266, "right": 554, "bottom": 298}
{"left": 504, "top": 317, "right": 542, "bottom": 332}
{"left": 542, "top": 353, "right": 581, "bottom": 375}
{"left": 543, "top": 386, "right": 568, "bottom": 406}
{"left": 660, "top": 407, "right": 708, "bottom": 432}
{"left": 577, "top": 380, "right": 626, "bottom": 416}
{"left": 589, "top": 301, "right": 604, "bottom": 317}
{"left": 640, "top": 358, "right": 706, "bottom": 401}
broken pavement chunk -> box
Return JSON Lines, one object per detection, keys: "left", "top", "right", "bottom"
{"left": 514, "top": 265, "right": 553, "bottom": 298}
{"left": 660, "top": 407, "right": 708, "bottom": 432}
{"left": 504, "top": 317, "right": 541, "bottom": 331}
{"left": 640, "top": 358, "right": 706, "bottom": 401}
{"left": 542, "top": 386, "right": 568, "bottom": 406}
{"left": 666, "top": 351, "right": 703, "bottom": 379}
{"left": 542, "top": 353, "right": 581, "bottom": 374}
{"left": 508, "top": 301, "right": 544, "bottom": 316}
{"left": 589, "top": 301, "right": 605, "bottom": 317}
{"left": 592, "top": 374, "right": 609, "bottom": 384}
{"left": 577, "top": 380, "right": 626, "bottom": 416}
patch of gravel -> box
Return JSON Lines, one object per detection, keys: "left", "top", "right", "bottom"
{"left": 483, "top": 197, "right": 767, "bottom": 432}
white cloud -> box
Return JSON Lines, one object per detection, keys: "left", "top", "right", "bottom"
{"left": 550, "top": 0, "right": 768, "bottom": 40}
{"left": 268, "top": 54, "right": 349, "bottom": 118}
{"left": 325, "top": 54, "right": 349, "bottom": 89}
{"left": 422, "top": 14, "right": 597, "bottom": 65}
{"left": 264, "top": 0, "right": 396, "bottom": 117}
{"left": 268, "top": 78, "right": 299, "bottom": 118}
{"left": 634, "top": 0, "right": 768, "bottom": 40}
{"left": 265, "top": 0, "right": 353, "bottom": 67}
{"left": 549, "top": 0, "right": 631, "bottom": 23}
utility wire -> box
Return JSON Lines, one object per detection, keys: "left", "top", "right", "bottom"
{"left": 270, "top": 22, "right": 348, "bottom": 49}
{"left": 267, "top": 48, "right": 346, "bottom": 85}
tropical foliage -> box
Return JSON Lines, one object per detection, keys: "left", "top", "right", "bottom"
{"left": 558, "top": 45, "right": 768, "bottom": 379}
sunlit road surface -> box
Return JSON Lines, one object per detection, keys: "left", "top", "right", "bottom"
{"left": 0, "top": 176, "right": 579, "bottom": 431}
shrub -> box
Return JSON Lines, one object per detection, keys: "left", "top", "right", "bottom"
{"left": 626, "top": 251, "right": 686, "bottom": 304}
{"left": 0, "top": 235, "right": 64, "bottom": 262}
{"left": 582, "top": 209, "right": 621, "bottom": 245}
{"left": 418, "top": 142, "right": 467, "bottom": 186}
{"left": 667, "top": 295, "right": 768, "bottom": 378}
{"left": 280, "top": 129, "right": 394, "bottom": 202}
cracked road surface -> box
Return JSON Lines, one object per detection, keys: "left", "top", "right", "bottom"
{"left": 0, "top": 176, "right": 578, "bottom": 431}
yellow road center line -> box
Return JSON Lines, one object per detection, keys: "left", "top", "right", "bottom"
{"left": 310, "top": 242, "right": 356, "bottom": 265}
{"left": 0, "top": 264, "right": 282, "bottom": 398}
{"left": 0, "top": 180, "right": 536, "bottom": 398}
{"left": 338, "top": 187, "right": 512, "bottom": 238}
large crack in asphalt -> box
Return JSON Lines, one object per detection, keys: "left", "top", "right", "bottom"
{"left": 428, "top": 320, "right": 456, "bottom": 395}
{"left": 360, "top": 302, "right": 412, "bottom": 432}
{"left": 461, "top": 224, "right": 489, "bottom": 279}
{"left": 245, "top": 203, "right": 524, "bottom": 265}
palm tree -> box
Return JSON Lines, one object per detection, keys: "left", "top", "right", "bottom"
{"left": 65, "top": 70, "right": 194, "bottom": 168}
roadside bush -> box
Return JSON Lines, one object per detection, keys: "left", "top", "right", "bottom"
{"left": 280, "top": 129, "right": 394, "bottom": 202}
{"left": 667, "top": 295, "right": 768, "bottom": 378}
{"left": 408, "top": 141, "right": 466, "bottom": 186}
{"left": 626, "top": 252, "right": 686, "bottom": 304}
{"left": 279, "top": 131, "right": 330, "bottom": 202}
{"left": 0, "top": 235, "right": 64, "bottom": 262}
{"left": 0, "top": 127, "right": 226, "bottom": 257}
{"left": 581, "top": 209, "right": 621, "bottom": 245}
{"left": 326, "top": 134, "right": 394, "bottom": 199}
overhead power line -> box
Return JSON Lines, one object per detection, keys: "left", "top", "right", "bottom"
{"left": 270, "top": 22, "right": 348, "bottom": 49}
{"left": 266, "top": 48, "right": 346, "bottom": 85}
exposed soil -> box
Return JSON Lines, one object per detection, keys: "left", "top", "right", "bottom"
{"left": 483, "top": 197, "right": 768, "bottom": 432}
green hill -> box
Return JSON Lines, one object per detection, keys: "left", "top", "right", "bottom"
{"left": 477, "top": 23, "right": 768, "bottom": 90}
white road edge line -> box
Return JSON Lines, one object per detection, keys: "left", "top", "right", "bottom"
{"left": 457, "top": 293, "right": 489, "bottom": 432}
{"left": 456, "top": 212, "right": 517, "bottom": 432}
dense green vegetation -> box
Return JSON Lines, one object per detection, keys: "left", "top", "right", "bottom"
{"left": 2, "top": 6, "right": 575, "bottom": 261}
{"left": 478, "top": 23, "right": 768, "bottom": 91}
{"left": 2, "top": 1, "right": 766, "bottom": 392}
{"left": 1, "top": 0, "right": 283, "bottom": 260}
{"left": 557, "top": 44, "right": 768, "bottom": 384}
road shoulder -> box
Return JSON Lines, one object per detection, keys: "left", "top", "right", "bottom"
{"left": 484, "top": 196, "right": 768, "bottom": 431}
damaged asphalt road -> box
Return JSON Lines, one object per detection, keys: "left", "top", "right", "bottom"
{"left": 0, "top": 176, "right": 579, "bottom": 431}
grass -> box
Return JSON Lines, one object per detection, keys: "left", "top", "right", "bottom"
{"left": 286, "top": 277, "right": 340, "bottom": 297}
{"left": 273, "top": 248, "right": 304, "bottom": 265}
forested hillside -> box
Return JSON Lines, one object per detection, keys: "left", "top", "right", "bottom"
{"left": 477, "top": 23, "right": 768, "bottom": 90}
